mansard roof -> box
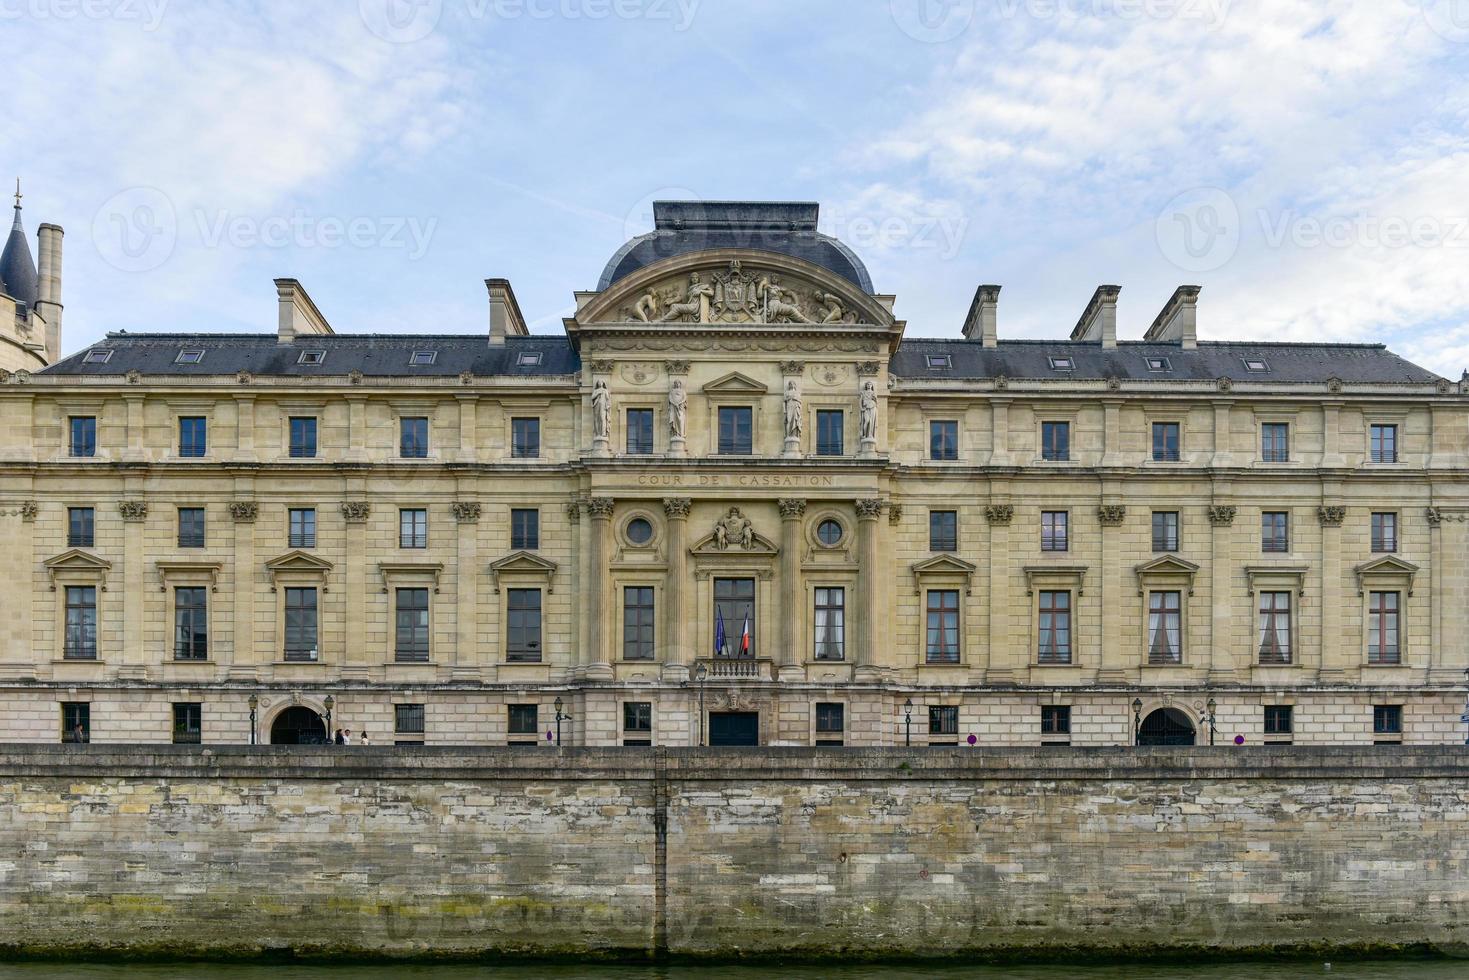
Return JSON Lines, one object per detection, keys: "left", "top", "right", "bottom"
{"left": 598, "top": 201, "right": 875, "bottom": 294}
{"left": 42, "top": 333, "right": 581, "bottom": 379}
{"left": 889, "top": 339, "right": 1441, "bottom": 385}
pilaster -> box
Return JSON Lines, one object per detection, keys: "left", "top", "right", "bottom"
{"left": 777, "top": 498, "right": 805, "bottom": 680}
{"left": 662, "top": 497, "right": 691, "bottom": 681}
{"left": 853, "top": 498, "right": 882, "bottom": 678}
{"left": 585, "top": 497, "right": 615, "bottom": 680}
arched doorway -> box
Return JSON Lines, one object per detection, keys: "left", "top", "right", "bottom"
{"left": 1138, "top": 707, "right": 1196, "bottom": 746}
{"left": 270, "top": 706, "right": 328, "bottom": 745}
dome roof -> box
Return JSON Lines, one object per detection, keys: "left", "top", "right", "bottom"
{"left": 598, "top": 201, "right": 874, "bottom": 294}
{"left": 0, "top": 203, "right": 38, "bottom": 312}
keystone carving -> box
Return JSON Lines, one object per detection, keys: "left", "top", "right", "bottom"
{"left": 586, "top": 497, "right": 616, "bottom": 520}
{"left": 994, "top": 375, "right": 1009, "bottom": 390}
{"left": 1318, "top": 506, "right": 1346, "bottom": 527}
{"left": 229, "top": 502, "right": 259, "bottom": 523}
{"left": 1208, "top": 505, "right": 1237, "bottom": 527}
{"left": 340, "top": 501, "right": 371, "bottom": 523}
{"left": 888, "top": 504, "right": 904, "bottom": 525}
{"left": 778, "top": 499, "right": 807, "bottom": 520}
{"left": 984, "top": 505, "right": 1014, "bottom": 526}
{"left": 663, "top": 497, "right": 691, "bottom": 519}
{"left": 125, "top": 369, "right": 141, "bottom": 385}
{"left": 712, "top": 507, "right": 756, "bottom": 548}
{"left": 1326, "top": 376, "right": 1344, "bottom": 393}
{"left": 1217, "top": 377, "right": 1233, "bottom": 392}
{"left": 1098, "top": 505, "right": 1127, "bottom": 527}
{"left": 118, "top": 501, "right": 148, "bottom": 522}
{"left": 236, "top": 370, "right": 252, "bottom": 385}
{"left": 855, "top": 498, "right": 885, "bottom": 520}
{"left": 349, "top": 369, "right": 364, "bottom": 386}
{"left": 452, "top": 502, "right": 482, "bottom": 524}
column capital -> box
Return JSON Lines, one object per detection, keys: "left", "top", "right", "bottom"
{"left": 663, "top": 497, "right": 691, "bottom": 519}
{"left": 855, "top": 498, "right": 884, "bottom": 521}
{"left": 778, "top": 498, "right": 807, "bottom": 520}
{"left": 587, "top": 497, "right": 616, "bottom": 520}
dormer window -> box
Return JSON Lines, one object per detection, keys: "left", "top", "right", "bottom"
{"left": 409, "top": 350, "right": 437, "bottom": 366}
{"left": 1145, "top": 356, "right": 1172, "bottom": 372}
{"left": 297, "top": 350, "right": 326, "bottom": 365}
{"left": 1048, "top": 356, "right": 1075, "bottom": 371}
{"left": 83, "top": 349, "right": 114, "bottom": 364}
{"left": 925, "top": 354, "right": 951, "bottom": 370}
{"left": 175, "top": 349, "right": 205, "bottom": 365}
{"left": 1243, "top": 357, "right": 1269, "bottom": 373}
{"left": 517, "top": 351, "right": 543, "bottom": 367}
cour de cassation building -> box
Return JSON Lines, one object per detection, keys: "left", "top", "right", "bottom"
{"left": 1, "top": 198, "right": 1466, "bottom": 749}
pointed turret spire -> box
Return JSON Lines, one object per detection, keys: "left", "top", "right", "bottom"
{"left": 0, "top": 177, "right": 39, "bottom": 311}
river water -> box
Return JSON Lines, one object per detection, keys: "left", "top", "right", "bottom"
{"left": 0, "top": 961, "right": 1461, "bottom": 979}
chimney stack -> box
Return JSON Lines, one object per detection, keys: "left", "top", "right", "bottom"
{"left": 1144, "top": 285, "right": 1200, "bottom": 349}
{"left": 35, "top": 223, "right": 63, "bottom": 361}
{"left": 275, "top": 279, "right": 334, "bottom": 343}
{"left": 487, "top": 279, "right": 528, "bottom": 346}
{"left": 1071, "top": 285, "right": 1120, "bottom": 348}
{"left": 960, "top": 285, "right": 1001, "bottom": 347}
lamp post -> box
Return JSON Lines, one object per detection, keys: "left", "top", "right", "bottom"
{"left": 323, "top": 694, "right": 334, "bottom": 744}
{"left": 1132, "top": 697, "right": 1143, "bottom": 745}
{"left": 1205, "top": 697, "right": 1217, "bottom": 747}
{"left": 248, "top": 694, "right": 258, "bottom": 746}
{"left": 1462, "top": 668, "right": 1469, "bottom": 746}
{"left": 903, "top": 698, "right": 913, "bottom": 747}
{"left": 553, "top": 696, "right": 566, "bottom": 747}
{"left": 694, "top": 662, "right": 708, "bottom": 746}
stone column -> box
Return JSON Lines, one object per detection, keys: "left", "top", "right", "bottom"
{"left": 585, "top": 497, "right": 615, "bottom": 680}
{"left": 777, "top": 499, "right": 806, "bottom": 679}
{"left": 1207, "top": 502, "right": 1237, "bottom": 680}
{"left": 984, "top": 501, "right": 1014, "bottom": 683}
{"left": 228, "top": 498, "right": 258, "bottom": 677}
{"left": 451, "top": 501, "right": 481, "bottom": 679}
{"left": 1317, "top": 502, "right": 1344, "bottom": 682}
{"left": 119, "top": 497, "right": 147, "bottom": 678}
{"left": 662, "top": 498, "right": 691, "bottom": 681}
{"left": 854, "top": 499, "right": 884, "bottom": 675}
{"left": 1096, "top": 502, "right": 1127, "bottom": 683}
{"left": 341, "top": 498, "right": 370, "bottom": 676}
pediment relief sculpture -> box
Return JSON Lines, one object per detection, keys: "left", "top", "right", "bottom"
{"left": 609, "top": 260, "right": 872, "bottom": 326}
{"left": 691, "top": 508, "right": 779, "bottom": 556}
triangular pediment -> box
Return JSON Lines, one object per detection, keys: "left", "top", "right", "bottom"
{"left": 489, "top": 550, "right": 559, "bottom": 593}
{"left": 1134, "top": 555, "right": 1200, "bottom": 576}
{"left": 264, "top": 550, "right": 335, "bottom": 573}
{"left": 1354, "top": 555, "right": 1419, "bottom": 576}
{"left": 690, "top": 533, "right": 780, "bottom": 557}
{"left": 702, "top": 371, "right": 768, "bottom": 394}
{"left": 43, "top": 549, "right": 112, "bottom": 573}
{"left": 911, "top": 554, "right": 978, "bottom": 575}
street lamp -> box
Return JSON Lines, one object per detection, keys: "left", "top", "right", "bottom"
{"left": 1132, "top": 697, "right": 1143, "bottom": 745}
{"left": 323, "top": 695, "right": 334, "bottom": 744}
{"left": 694, "top": 662, "right": 708, "bottom": 746}
{"left": 553, "top": 696, "right": 567, "bottom": 747}
{"left": 1205, "top": 697, "right": 1217, "bottom": 747}
{"left": 1462, "top": 668, "right": 1469, "bottom": 746}
{"left": 247, "top": 694, "right": 258, "bottom": 746}
{"left": 903, "top": 698, "right": 913, "bottom": 747}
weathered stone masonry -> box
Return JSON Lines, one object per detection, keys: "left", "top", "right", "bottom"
{"left": 0, "top": 746, "right": 1466, "bottom": 959}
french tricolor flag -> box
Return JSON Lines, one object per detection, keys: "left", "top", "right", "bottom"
{"left": 739, "top": 612, "right": 751, "bottom": 655}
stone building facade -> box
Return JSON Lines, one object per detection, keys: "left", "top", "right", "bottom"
{"left": 1, "top": 200, "right": 1466, "bottom": 747}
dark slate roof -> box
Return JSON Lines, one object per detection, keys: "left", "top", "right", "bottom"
{"left": 0, "top": 206, "right": 37, "bottom": 312}
{"left": 890, "top": 339, "right": 1442, "bottom": 384}
{"left": 42, "top": 334, "right": 581, "bottom": 378}
{"left": 598, "top": 201, "right": 875, "bottom": 294}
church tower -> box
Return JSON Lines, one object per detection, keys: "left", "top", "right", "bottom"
{"left": 0, "top": 180, "right": 63, "bottom": 374}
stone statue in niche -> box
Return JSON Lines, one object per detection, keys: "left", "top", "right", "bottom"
{"left": 713, "top": 507, "right": 755, "bottom": 550}
{"left": 784, "top": 379, "right": 803, "bottom": 439}
{"left": 668, "top": 379, "right": 688, "bottom": 439}
{"left": 859, "top": 380, "right": 878, "bottom": 443}
{"left": 591, "top": 379, "right": 611, "bottom": 441}
{"left": 661, "top": 273, "right": 714, "bottom": 323}
{"left": 758, "top": 275, "right": 814, "bottom": 323}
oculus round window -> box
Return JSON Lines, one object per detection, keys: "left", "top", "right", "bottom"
{"left": 626, "top": 518, "right": 654, "bottom": 545}
{"left": 816, "top": 519, "right": 844, "bottom": 547}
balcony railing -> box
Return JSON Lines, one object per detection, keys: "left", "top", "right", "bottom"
{"left": 695, "top": 657, "right": 773, "bottom": 680}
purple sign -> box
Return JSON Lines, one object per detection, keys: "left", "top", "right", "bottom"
{"left": 967, "top": 734, "right": 977, "bottom": 746}
{"left": 1234, "top": 734, "right": 1246, "bottom": 745}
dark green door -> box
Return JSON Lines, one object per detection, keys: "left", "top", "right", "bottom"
{"left": 708, "top": 712, "right": 759, "bottom": 746}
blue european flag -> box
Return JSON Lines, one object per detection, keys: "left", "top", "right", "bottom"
{"left": 714, "top": 607, "right": 726, "bottom": 656}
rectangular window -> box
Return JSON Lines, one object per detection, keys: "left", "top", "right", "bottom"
{"left": 67, "top": 507, "right": 94, "bottom": 548}
{"left": 1261, "top": 422, "right": 1289, "bottom": 463}
{"left": 395, "top": 588, "right": 430, "bottom": 662}
{"left": 928, "top": 705, "right": 958, "bottom": 736}
{"left": 174, "top": 587, "right": 208, "bottom": 660}
{"left": 283, "top": 587, "right": 318, "bottom": 661}
{"left": 1040, "top": 705, "right": 1071, "bottom": 742}
{"left": 929, "top": 510, "right": 957, "bottom": 552}
{"left": 929, "top": 420, "right": 958, "bottom": 461}
{"left": 623, "top": 701, "right": 653, "bottom": 746}
{"left": 626, "top": 408, "right": 654, "bottom": 455}
{"left": 172, "top": 702, "right": 202, "bottom": 744}
{"left": 1041, "top": 511, "right": 1068, "bottom": 552}
{"left": 510, "top": 508, "right": 539, "bottom": 550}
{"left": 813, "top": 587, "right": 845, "bottom": 661}
{"left": 1037, "top": 590, "right": 1072, "bottom": 664}
{"left": 69, "top": 416, "right": 97, "bottom": 458}
{"left": 1370, "top": 424, "right": 1398, "bottom": 464}
{"left": 511, "top": 418, "right": 540, "bottom": 459}
{"left": 399, "top": 508, "right": 428, "bottom": 549}
{"left": 1041, "top": 421, "right": 1070, "bottom": 462}
{"left": 717, "top": 406, "right": 753, "bottom": 455}
{"left": 507, "top": 703, "right": 539, "bottom": 741}
{"left": 288, "top": 417, "right": 317, "bottom": 458}
{"left": 1261, "top": 511, "right": 1289, "bottom": 553}
{"left": 1147, "top": 590, "right": 1182, "bottom": 665}
{"left": 1151, "top": 421, "right": 1180, "bottom": 461}
{"left": 395, "top": 703, "right": 426, "bottom": 741}
{"left": 400, "top": 417, "right": 429, "bottom": 459}
{"left": 288, "top": 508, "right": 317, "bottom": 549}
{"left": 925, "top": 589, "right": 960, "bottom": 664}
{"left": 1373, "top": 704, "right": 1402, "bottom": 736}
{"left": 64, "top": 586, "right": 97, "bottom": 660}
{"left": 177, "top": 507, "right": 206, "bottom": 549}
{"left": 816, "top": 410, "right": 844, "bottom": 456}
{"left": 506, "top": 589, "right": 542, "bottom": 662}
{"left": 1367, "top": 591, "right": 1400, "bottom": 665}
{"left": 1264, "top": 705, "right": 1293, "bottom": 738}
{"left": 1370, "top": 512, "right": 1397, "bottom": 553}
{"left": 61, "top": 702, "right": 90, "bottom": 743}
{"left": 178, "top": 417, "right": 207, "bottom": 458}
{"left": 1151, "top": 511, "right": 1179, "bottom": 552}
{"left": 623, "top": 586, "right": 655, "bottom": 661}
{"left": 815, "top": 702, "right": 844, "bottom": 746}
{"left": 714, "top": 578, "right": 756, "bottom": 658}
{"left": 1257, "top": 591, "right": 1292, "bottom": 664}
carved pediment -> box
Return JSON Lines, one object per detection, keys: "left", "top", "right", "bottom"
{"left": 43, "top": 549, "right": 112, "bottom": 590}
{"left": 489, "top": 551, "right": 559, "bottom": 593}
{"left": 702, "top": 371, "right": 767, "bottom": 394}
{"left": 1134, "top": 555, "right": 1200, "bottom": 595}
{"left": 378, "top": 562, "right": 445, "bottom": 594}
{"left": 265, "top": 550, "right": 334, "bottom": 591}
{"left": 1354, "top": 555, "right": 1419, "bottom": 595}
{"left": 690, "top": 507, "right": 778, "bottom": 556}
{"left": 156, "top": 560, "right": 223, "bottom": 592}
{"left": 911, "top": 554, "right": 978, "bottom": 595}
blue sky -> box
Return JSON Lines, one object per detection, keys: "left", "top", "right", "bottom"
{"left": 5, "top": 0, "right": 1469, "bottom": 375}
